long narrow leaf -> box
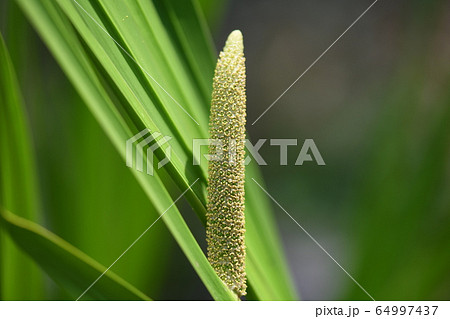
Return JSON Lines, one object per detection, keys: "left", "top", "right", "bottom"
{"left": 0, "top": 209, "right": 151, "bottom": 300}
{"left": 0, "top": 33, "right": 44, "bottom": 300}
{"left": 15, "top": 0, "right": 298, "bottom": 300}
{"left": 15, "top": 0, "right": 237, "bottom": 301}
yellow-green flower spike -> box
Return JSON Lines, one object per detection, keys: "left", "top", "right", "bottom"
{"left": 206, "top": 30, "right": 247, "bottom": 297}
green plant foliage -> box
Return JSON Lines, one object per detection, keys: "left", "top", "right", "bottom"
{"left": 0, "top": 209, "right": 151, "bottom": 300}
{"left": 0, "top": 33, "right": 44, "bottom": 300}
{"left": 2, "top": 0, "right": 297, "bottom": 300}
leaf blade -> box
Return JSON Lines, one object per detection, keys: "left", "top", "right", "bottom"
{"left": 15, "top": 0, "right": 237, "bottom": 301}
{"left": 0, "top": 32, "right": 45, "bottom": 300}
{"left": 15, "top": 0, "right": 298, "bottom": 300}
{"left": 0, "top": 209, "right": 151, "bottom": 301}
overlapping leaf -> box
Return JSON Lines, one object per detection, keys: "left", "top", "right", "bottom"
{"left": 0, "top": 33, "right": 44, "bottom": 300}
{"left": 0, "top": 209, "right": 151, "bottom": 300}
{"left": 14, "top": 0, "right": 297, "bottom": 300}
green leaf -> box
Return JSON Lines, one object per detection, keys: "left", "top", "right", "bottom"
{"left": 15, "top": 0, "right": 297, "bottom": 300}
{"left": 0, "top": 32, "right": 44, "bottom": 300}
{"left": 15, "top": 0, "right": 237, "bottom": 301}
{"left": 0, "top": 209, "right": 151, "bottom": 301}
{"left": 153, "top": 0, "right": 216, "bottom": 104}
{"left": 156, "top": 2, "right": 299, "bottom": 299}
{"left": 246, "top": 165, "right": 299, "bottom": 300}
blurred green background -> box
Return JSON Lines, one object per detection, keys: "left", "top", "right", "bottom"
{"left": 1, "top": 0, "right": 449, "bottom": 300}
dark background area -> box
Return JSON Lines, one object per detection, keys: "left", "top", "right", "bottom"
{"left": 213, "top": 0, "right": 450, "bottom": 300}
